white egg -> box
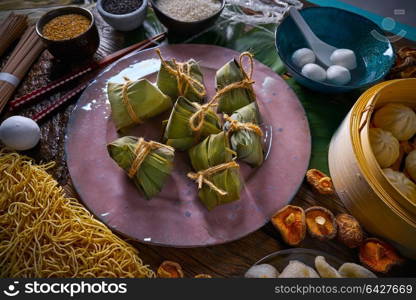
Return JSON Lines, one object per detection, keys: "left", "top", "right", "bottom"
{"left": 292, "top": 48, "right": 316, "bottom": 68}
{"left": 0, "top": 116, "right": 41, "bottom": 151}
{"left": 330, "top": 49, "right": 357, "bottom": 70}
{"left": 301, "top": 63, "right": 326, "bottom": 82}
{"left": 326, "top": 65, "right": 351, "bottom": 85}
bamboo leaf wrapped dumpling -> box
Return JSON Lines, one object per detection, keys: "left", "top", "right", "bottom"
{"left": 156, "top": 49, "right": 206, "bottom": 103}
{"left": 107, "top": 78, "right": 172, "bottom": 131}
{"left": 188, "top": 132, "right": 242, "bottom": 210}
{"left": 215, "top": 52, "right": 256, "bottom": 114}
{"left": 164, "top": 96, "right": 221, "bottom": 151}
{"left": 224, "top": 102, "right": 264, "bottom": 167}
{"left": 108, "top": 136, "right": 174, "bottom": 199}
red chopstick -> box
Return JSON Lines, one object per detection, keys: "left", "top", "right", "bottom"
{"left": 9, "top": 32, "right": 165, "bottom": 112}
{"left": 30, "top": 34, "right": 165, "bottom": 122}
{"left": 32, "top": 77, "right": 92, "bottom": 122}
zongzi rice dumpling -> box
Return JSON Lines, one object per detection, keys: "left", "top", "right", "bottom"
{"left": 107, "top": 78, "right": 172, "bottom": 132}
{"left": 156, "top": 49, "right": 206, "bottom": 103}
{"left": 108, "top": 136, "right": 175, "bottom": 199}
{"left": 164, "top": 96, "right": 221, "bottom": 151}
{"left": 224, "top": 102, "right": 264, "bottom": 167}
{"left": 215, "top": 52, "right": 256, "bottom": 114}
{"left": 188, "top": 132, "right": 242, "bottom": 210}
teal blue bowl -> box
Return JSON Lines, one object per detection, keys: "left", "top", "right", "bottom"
{"left": 275, "top": 7, "right": 395, "bottom": 93}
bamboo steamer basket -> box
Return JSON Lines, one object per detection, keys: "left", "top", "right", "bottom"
{"left": 329, "top": 79, "right": 416, "bottom": 259}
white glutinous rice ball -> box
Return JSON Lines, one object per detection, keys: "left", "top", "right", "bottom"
{"left": 292, "top": 48, "right": 316, "bottom": 68}
{"left": 245, "top": 264, "right": 279, "bottom": 278}
{"left": 301, "top": 63, "right": 326, "bottom": 82}
{"left": 326, "top": 65, "right": 351, "bottom": 85}
{"left": 330, "top": 49, "right": 357, "bottom": 70}
{"left": 0, "top": 116, "right": 41, "bottom": 151}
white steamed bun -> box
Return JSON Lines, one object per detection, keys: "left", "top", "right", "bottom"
{"left": 373, "top": 103, "right": 416, "bottom": 141}
{"left": 369, "top": 128, "right": 400, "bottom": 168}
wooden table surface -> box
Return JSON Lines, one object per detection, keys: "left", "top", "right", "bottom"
{"left": 1, "top": 1, "right": 415, "bottom": 278}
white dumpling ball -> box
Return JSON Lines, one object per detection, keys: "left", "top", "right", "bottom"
{"left": 369, "top": 128, "right": 400, "bottom": 168}
{"left": 245, "top": 264, "right": 279, "bottom": 278}
{"left": 383, "top": 168, "right": 416, "bottom": 204}
{"left": 0, "top": 116, "right": 41, "bottom": 151}
{"left": 301, "top": 63, "right": 326, "bottom": 82}
{"left": 373, "top": 103, "right": 416, "bottom": 141}
{"left": 292, "top": 48, "right": 316, "bottom": 68}
{"left": 326, "top": 65, "right": 351, "bottom": 85}
{"left": 330, "top": 49, "right": 357, "bottom": 70}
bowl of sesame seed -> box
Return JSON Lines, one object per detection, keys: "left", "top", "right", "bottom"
{"left": 36, "top": 6, "right": 99, "bottom": 60}
{"left": 97, "top": 0, "right": 148, "bottom": 32}
{"left": 150, "top": 0, "right": 225, "bottom": 37}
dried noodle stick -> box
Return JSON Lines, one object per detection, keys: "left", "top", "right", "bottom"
{"left": 0, "top": 13, "right": 28, "bottom": 57}
{"left": 0, "top": 26, "right": 45, "bottom": 114}
{"left": 0, "top": 151, "right": 155, "bottom": 278}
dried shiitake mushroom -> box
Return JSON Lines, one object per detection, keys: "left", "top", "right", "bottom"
{"left": 271, "top": 205, "right": 306, "bottom": 246}
{"left": 305, "top": 206, "right": 337, "bottom": 240}
{"left": 306, "top": 169, "right": 334, "bottom": 194}
{"left": 336, "top": 213, "right": 364, "bottom": 248}
{"left": 359, "top": 238, "right": 404, "bottom": 273}
{"left": 388, "top": 47, "right": 416, "bottom": 79}
{"left": 157, "top": 261, "right": 184, "bottom": 278}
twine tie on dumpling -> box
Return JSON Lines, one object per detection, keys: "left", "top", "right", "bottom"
{"left": 156, "top": 48, "right": 206, "bottom": 99}
{"left": 187, "top": 161, "right": 239, "bottom": 196}
{"left": 121, "top": 77, "right": 143, "bottom": 124}
{"left": 189, "top": 52, "right": 256, "bottom": 132}
{"left": 128, "top": 138, "right": 174, "bottom": 178}
{"left": 223, "top": 114, "right": 263, "bottom": 137}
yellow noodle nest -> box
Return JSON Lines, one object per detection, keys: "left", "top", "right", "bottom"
{"left": 0, "top": 151, "right": 155, "bottom": 278}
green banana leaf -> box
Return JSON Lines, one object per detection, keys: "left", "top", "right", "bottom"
{"left": 225, "top": 102, "right": 264, "bottom": 167}
{"left": 216, "top": 57, "right": 255, "bottom": 114}
{"left": 163, "top": 96, "right": 221, "bottom": 151}
{"left": 107, "top": 136, "right": 174, "bottom": 199}
{"left": 189, "top": 132, "right": 242, "bottom": 210}
{"left": 157, "top": 58, "right": 206, "bottom": 103}
{"left": 107, "top": 78, "right": 172, "bottom": 132}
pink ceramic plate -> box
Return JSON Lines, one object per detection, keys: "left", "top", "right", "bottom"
{"left": 66, "top": 44, "right": 311, "bottom": 247}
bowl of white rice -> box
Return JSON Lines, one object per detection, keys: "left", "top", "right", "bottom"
{"left": 150, "top": 0, "right": 225, "bottom": 36}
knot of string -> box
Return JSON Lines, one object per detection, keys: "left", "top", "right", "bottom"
{"left": 128, "top": 138, "right": 174, "bottom": 178}
{"left": 187, "top": 161, "right": 239, "bottom": 196}
{"left": 156, "top": 48, "right": 206, "bottom": 98}
{"left": 188, "top": 52, "right": 255, "bottom": 132}
{"left": 223, "top": 114, "right": 263, "bottom": 137}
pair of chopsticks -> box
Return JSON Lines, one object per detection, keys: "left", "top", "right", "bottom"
{"left": 9, "top": 32, "right": 166, "bottom": 122}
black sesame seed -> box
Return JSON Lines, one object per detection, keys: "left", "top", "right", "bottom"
{"left": 103, "top": 0, "right": 143, "bottom": 15}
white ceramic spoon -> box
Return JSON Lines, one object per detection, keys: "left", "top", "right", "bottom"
{"left": 289, "top": 7, "right": 337, "bottom": 68}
